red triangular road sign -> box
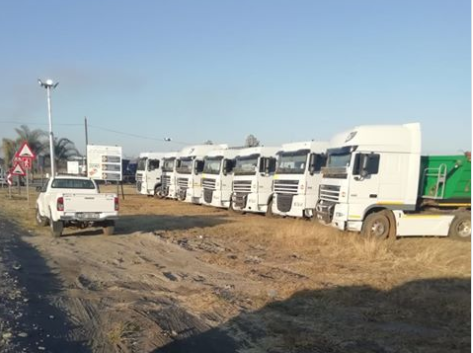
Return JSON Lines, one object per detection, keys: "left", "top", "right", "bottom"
{"left": 11, "top": 162, "right": 26, "bottom": 176}
{"left": 15, "top": 142, "right": 36, "bottom": 159}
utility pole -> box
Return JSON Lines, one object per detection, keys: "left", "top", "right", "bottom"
{"left": 38, "top": 79, "right": 59, "bottom": 177}
{"left": 84, "top": 116, "right": 89, "bottom": 176}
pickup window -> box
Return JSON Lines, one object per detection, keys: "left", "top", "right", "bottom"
{"left": 51, "top": 179, "right": 96, "bottom": 189}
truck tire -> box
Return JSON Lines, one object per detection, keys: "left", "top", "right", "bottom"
{"left": 361, "top": 212, "right": 390, "bottom": 239}
{"left": 448, "top": 212, "right": 471, "bottom": 240}
{"left": 36, "top": 209, "right": 49, "bottom": 226}
{"left": 103, "top": 221, "right": 115, "bottom": 236}
{"left": 266, "top": 198, "right": 275, "bottom": 218}
{"left": 50, "top": 220, "right": 63, "bottom": 237}
{"left": 154, "top": 185, "right": 162, "bottom": 198}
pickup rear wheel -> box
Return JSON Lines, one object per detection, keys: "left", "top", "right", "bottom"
{"left": 36, "top": 209, "right": 49, "bottom": 226}
{"left": 50, "top": 220, "right": 63, "bottom": 237}
{"left": 103, "top": 221, "right": 115, "bottom": 236}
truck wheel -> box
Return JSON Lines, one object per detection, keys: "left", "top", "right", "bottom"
{"left": 361, "top": 212, "right": 390, "bottom": 239}
{"left": 154, "top": 185, "right": 161, "bottom": 198}
{"left": 448, "top": 212, "right": 471, "bottom": 240}
{"left": 103, "top": 221, "right": 115, "bottom": 236}
{"left": 36, "top": 209, "right": 49, "bottom": 226}
{"left": 50, "top": 221, "right": 63, "bottom": 237}
{"left": 266, "top": 198, "right": 275, "bottom": 218}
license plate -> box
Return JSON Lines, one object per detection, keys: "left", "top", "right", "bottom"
{"left": 77, "top": 213, "right": 100, "bottom": 220}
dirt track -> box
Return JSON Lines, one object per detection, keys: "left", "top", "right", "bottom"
{"left": 0, "top": 188, "right": 470, "bottom": 353}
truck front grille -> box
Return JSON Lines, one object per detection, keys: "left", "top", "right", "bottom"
{"left": 319, "top": 184, "right": 341, "bottom": 202}
{"left": 177, "top": 177, "right": 188, "bottom": 188}
{"left": 274, "top": 180, "right": 299, "bottom": 194}
{"left": 234, "top": 193, "right": 248, "bottom": 208}
{"left": 202, "top": 178, "right": 216, "bottom": 191}
{"left": 277, "top": 194, "right": 293, "bottom": 212}
{"left": 203, "top": 189, "right": 213, "bottom": 203}
{"left": 135, "top": 173, "right": 143, "bottom": 182}
{"left": 233, "top": 180, "right": 252, "bottom": 193}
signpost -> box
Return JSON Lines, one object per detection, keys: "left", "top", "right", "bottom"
{"left": 13, "top": 142, "right": 36, "bottom": 202}
{"left": 87, "top": 145, "right": 124, "bottom": 199}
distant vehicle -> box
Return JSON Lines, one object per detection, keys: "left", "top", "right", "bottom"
{"left": 122, "top": 159, "right": 137, "bottom": 184}
{"left": 35, "top": 176, "right": 119, "bottom": 237}
{"left": 176, "top": 145, "right": 227, "bottom": 204}
{"left": 271, "top": 141, "right": 328, "bottom": 218}
{"left": 316, "top": 123, "right": 471, "bottom": 239}
{"left": 201, "top": 148, "right": 240, "bottom": 208}
{"left": 135, "top": 152, "right": 165, "bottom": 195}
{"left": 231, "top": 146, "right": 279, "bottom": 214}
{"left": 158, "top": 152, "right": 179, "bottom": 199}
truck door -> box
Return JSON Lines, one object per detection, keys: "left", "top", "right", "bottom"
{"left": 348, "top": 152, "right": 381, "bottom": 218}
{"left": 146, "top": 159, "right": 160, "bottom": 193}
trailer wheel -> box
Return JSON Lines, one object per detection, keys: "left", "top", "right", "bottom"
{"left": 448, "top": 212, "right": 471, "bottom": 240}
{"left": 361, "top": 212, "right": 390, "bottom": 239}
{"left": 50, "top": 220, "right": 64, "bottom": 237}
{"left": 103, "top": 221, "right": 115, "bottom": 236}
{"left": 36, "top": 209, "right": 49, "bottom": 227}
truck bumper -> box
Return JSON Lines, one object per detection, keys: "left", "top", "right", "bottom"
{"left": 271, "top": 194, "right": 306, "bottom": 218}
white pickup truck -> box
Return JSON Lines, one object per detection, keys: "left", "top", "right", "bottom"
{"left": 35, "top": 176, "right": 119, "bottom": 237}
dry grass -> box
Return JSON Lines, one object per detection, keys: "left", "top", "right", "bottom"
{"left": 0, "top": 186, "right": 470, "bottom": 353}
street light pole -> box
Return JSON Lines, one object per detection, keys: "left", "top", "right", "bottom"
{"left": 38, "top": 79, "right": 59, "bottom": 177}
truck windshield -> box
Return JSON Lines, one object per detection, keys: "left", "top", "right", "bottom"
{"left": 203, "top": 157, "right": 223, "bottom": 174}
{"left": 163, "top": 158, "right": 175, "bottom": 172}
{"left": 51, "top": 179, "right": 96, "bottom": 189}
{"left": 234, "top": 155, "right": 259, "bottom": 175}
{"left": 326, "top": 146, "right": 354, "bottom": 168}
{"left": 276, "top": 151, "right": 308, "bottom": 174}
{"left": 137, "top": 158, "right": 147, "bottom": 171}
{"left": 176, "top": 158, "right": 193, "bottom": 174}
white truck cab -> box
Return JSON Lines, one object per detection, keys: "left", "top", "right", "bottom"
{"left": 135, "top": 152, "right": 165, "bottom": 196}
{"left": 316, "top": 123, "right": 471, "bottom": 239}
{"left": 201, "top": 149, "right": 240, "bottom": 208}
{"left": 271, "top": 141, "right": 328, "bottom": 218}
{"left": 158, "top": 152, "right": 179, "bottom": 199}
{"left": 231, "top": 146, "right": 279, "bottom": 214}
{"left": 175, "top": 145, "right": 227, "bottom": 204}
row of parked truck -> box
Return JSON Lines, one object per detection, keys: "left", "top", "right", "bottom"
{"left": 135, "top": 123, "right": 471, "bottom": 240}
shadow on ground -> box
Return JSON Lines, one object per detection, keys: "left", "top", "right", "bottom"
{"left": 57, "top": 214, "right": 231, "bottom": 237}
{"left": 154, "top": 277, "right": 471, "bottom": 353}
{"left": 0, "top": 217, "right": 91, "bottom": 352}
{"left": 116, "top": 214, "right": 231, "bottom": 234}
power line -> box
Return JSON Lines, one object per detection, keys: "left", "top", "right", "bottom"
{"left": 0, "top": 120, "right": 82, "bottom": 127}
{"left": 87, "top": 124, "right": 190, "bottom": 145}
{"left": 0, "top": 120, "right": 191, "bottom": 146}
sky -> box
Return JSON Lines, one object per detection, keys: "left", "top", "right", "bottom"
{"left": 0, "top": 0, "right": 470, "bottom": 158}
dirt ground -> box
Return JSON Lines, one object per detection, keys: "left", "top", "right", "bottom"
{"left": 0, "top": 185, "right": 470, "bottom": 353}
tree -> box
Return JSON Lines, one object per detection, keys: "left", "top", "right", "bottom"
{"left": 203, "top": 140, "right": 214, "bottom": 145}
{"left": 14, "top": 125, "right": 47, "bottom": 157}
{"left": 245, "top": 134, "right": 260, "bottom": 147}
{"left": 46, "top": 137, "right": 79, "bottom": 171}
{"left": 1, "top": 138, "right": 18, "bottom": 168}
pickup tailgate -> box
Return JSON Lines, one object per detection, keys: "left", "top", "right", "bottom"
{"left": 62, "top": 193, "right": 117, "bottom": 213}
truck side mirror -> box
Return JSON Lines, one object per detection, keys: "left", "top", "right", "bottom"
{"left": 223, "top": 159, "right": 234, "bottom": 176}
{"left": 360, "top": 155, "right": 369, "bottom": 177}
{"left": 308, "top": 154, "right": 316, "bottom": 175}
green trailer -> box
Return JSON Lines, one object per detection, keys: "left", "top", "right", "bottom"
{"left": 420, "top": 154, "right": 471, "bottom": 207}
